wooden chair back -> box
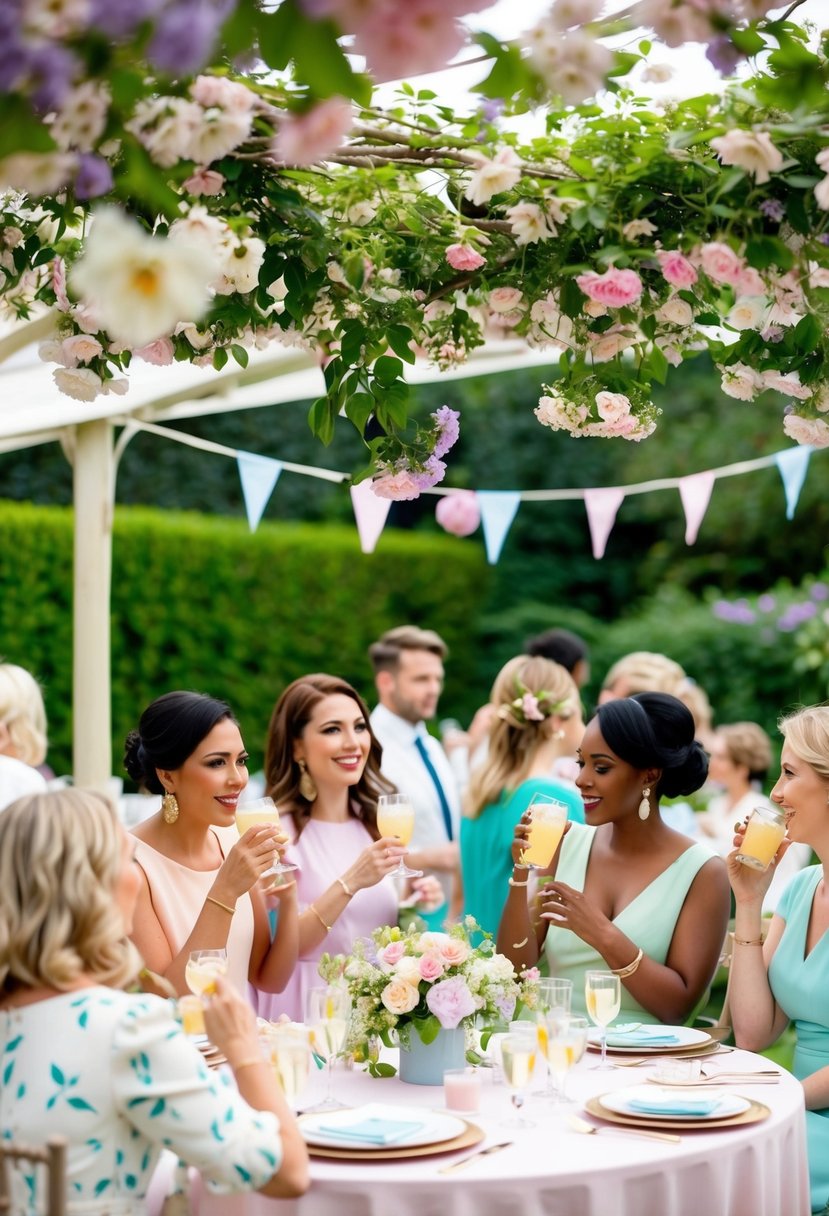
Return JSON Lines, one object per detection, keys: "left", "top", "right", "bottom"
{"left": 0, "top": 1136, "right": 67, "bottom": 1216}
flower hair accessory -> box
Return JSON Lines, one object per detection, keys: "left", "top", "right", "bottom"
{"left": 497, "top": 680, "right": 572, "bottom": 727}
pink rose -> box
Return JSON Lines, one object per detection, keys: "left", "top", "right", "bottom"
{"left": 488, "top": 286, "right": 524, "bottom": 313}
{"left": 656, "top": 249, "right": 698, "bottom": 289}
{"left": 435, "top": 491, "right": 480, "bottom": 537}
{"left": 134, "top": 337, "right": 175, "bottom": 365}
{"left": 419, "top": 953, "right": 446, "bottom": 982}
{"left": 438, "top": 938, "right": 470, "bottom": 967}
{"left": 521, "top": 692, "right": 544, "bottom": 721}
{"left": 183, "top": 168, "right": 225, "bottom": 196}
{"left": 576, "top": 267, "right": 643, "bottom": 308}
{"left": 377, "top": 940, "right": 406, "bottom": 970}
{"left": 425, "top": 975, "right": 477, "bottom": 1029}
{"left": 445, "top": 244, "right": 486, "bottom": 272}
{"left": 371, "top": 469, "right": 422, "bottom": 501}
{"left": 697, "top": 242, "right": 744, "bottom": 286}
{"left": 274, "top": 96, "right": 353, "bottom": 166}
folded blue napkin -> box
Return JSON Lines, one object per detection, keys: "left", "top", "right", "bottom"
{"left": 605, "top": 1031, "right": 681, "bottom": 1047}
{"left": 625, "top": 1095, "right": 722, "bottom": 1117}
{"left": 316, "top": 1117, "right": 425, "bottom": 1146}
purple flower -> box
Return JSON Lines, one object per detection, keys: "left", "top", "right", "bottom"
{"left": 432, "top": 405, "right": 460, "bottom": 458}
{"left": 761, "top": 326, "right": 785, "bottom": 343}
{"left": 148, "top": 0, "right": 228, "bottom": 75}
{"left": 89, "top": 0, "right": 160, "bottom": 37}
{"left": 819, "top": 234, "right": 829, "bottom": 247}
{"left": 481, "top": 98, "right": 505, "bottom": 123}
{"left": 27, "top": 43, "right": 79, "bottom": 112}
{"left": 411, "top": 454, "right": 447, "bottom": 491}
{"left": 759, "top": 199, "right": 785, "bottom": 222}
{"left": 74, "top": 154, "right": 113, "bottom": 199}
{"left": 705, "top": 35, "right": 744, "bottom": 75}
{"left": 757, "top": 594, "right": 776, "bottom": 613}
{"left": 425, "top": 975, "right": 476, "bottom": 1029}
{"left": 811, "top": 583, "right": 829, "bottom": 601}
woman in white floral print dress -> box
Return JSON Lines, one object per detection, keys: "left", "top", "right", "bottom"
{"left": 0, "top": 788, "right": 308, "bottom": 1214}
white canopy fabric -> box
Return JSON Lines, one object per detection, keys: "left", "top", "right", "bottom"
{"left": 0, "top": 311, "right": 552, "bottom": 784}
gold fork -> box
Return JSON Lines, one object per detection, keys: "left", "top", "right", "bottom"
{"left": 568, "top": 1115, "right": 680, "bottom": 1144}
{"left": 438, "top": 1141, "right": 513, "bottom": 1174}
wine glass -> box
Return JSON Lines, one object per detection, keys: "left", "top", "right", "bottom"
{"left": 584, "top": 971, "right": 621, "bottom": 1070}
{"left": 304, "top": 985, "right": 351, "bottom": 1112}
{"left": 184, "top": 948, "right": 228, "bottom": 997}
{"left": 236, "top": 796, "right": 297, "bottom": 879}
{"left": 262, "top": 1024, "right": 312, "bottom": 1110}
{"left": 533, "top": 977, "right": 572, "bottom": 1097}
{"left": 545, "top": 1014, "right": 589, "bottom": 1104}
{"left": 376, "top": 793, "right": 422, "bottom": 878}
{"left": 500, "top": 1032, "right": 537, "bottom": 1128}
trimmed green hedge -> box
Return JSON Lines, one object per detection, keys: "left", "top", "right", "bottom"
{"left": 0, "top": 501, "right": 489, "bottom": 778}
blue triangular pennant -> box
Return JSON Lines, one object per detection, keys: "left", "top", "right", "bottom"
{"left": 237, "top": 452, "right": 283, "bottom": 532}
{"left": 477, "top": 491, "right": 521, "bottom": 564}
{"left": 774, "top": 446, "right": 812, "bottom": 520}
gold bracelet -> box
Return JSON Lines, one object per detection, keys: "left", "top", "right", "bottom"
{"left": 206, "top": 895, "right": 235, "bottom": 916}
{"left": 233, "top": 1057, "right": 267, "bottom": 1072}
{"left": 336, "top": 876, "right": 354, "bottom": 898}
{"left": 508, "top": 877, "right": 529, "bottom": 888}
{"left": 734, "top": 936, "right": 764, "bottom": 946}
{"left": 309, "top": 903, "right": 332, "bottom": 933}
{"left": 612, "top": 947, "right": 644, "bottom": 979}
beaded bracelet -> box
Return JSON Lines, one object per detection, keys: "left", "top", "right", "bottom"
{"left": 205, "top": 895, "right": 235, "bottom": 916}
{"left": 611, "top": 947, "right": 644, "bottom": 979}
{"left": 309, "top": 903, "right": 332, "bottom": 933}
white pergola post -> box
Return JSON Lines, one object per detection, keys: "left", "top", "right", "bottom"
{"left": 72, "top": 419, "right": 114, "bottom": 789}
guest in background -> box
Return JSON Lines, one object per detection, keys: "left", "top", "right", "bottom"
{"left": 499, "top": 693, "right": 729, "bottom": 1024}
{"left": 727, "top": 705, "right": 829, "bottom": 1214}
{"left": 0, "top": 788, "right": 308, "bottom": 1208}
{"left": 0, "top": 661, "right": 49, "bottom": 809}
{"left": 125, "top": 691, "right": 298, "bottom": 998}
{"left": 461, "top": 656, "right": 584, "bottom": 937}
{"left": 369, "top": 626, "right": 461, "bottom": 925}
{"left": 598, "top": 650, "right": 687, "bottom": 703}
{"left": 525, "top": 627, "right": 591, "bottom": 690}
{"left": 254, "top": 673, "right": 441, "bottom": 1022}
{"left": 700, "top": 722, "right": 775, "bottom": 856}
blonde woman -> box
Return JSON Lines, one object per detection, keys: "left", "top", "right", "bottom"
{"left": 0, "top": 662, "right": 49, "bottom": 808}
{"left": 0, "top": 788, "right": 308, "bottom": 1210}
{"left": 460, "top": 656, "right": 584, "bottom": 936}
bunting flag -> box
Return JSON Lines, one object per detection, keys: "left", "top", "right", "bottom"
{"left": 477, "top": 491, "right": 521, "bottom": 564}
{"left": 350, "top": 479, "right": 392, "bottom": 553}
{"left": 678, "top": 470, "right": 716, "bottom": 545}
{"left": 236, "top": 452, "right": 283, "bottom": 532}
{"left": 774, "top": 446, "right": 813, "bottom": 520}
{"left": 584, "top": 487, "right": 625, "bottom": 560}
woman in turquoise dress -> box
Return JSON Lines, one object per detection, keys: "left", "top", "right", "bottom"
{"left": 461, "top": 655, "right": 584, "bottom": 937}
{"left": 728, "top": 705, "right": 829, "bottom": 1213}
{"left": 0, "top": 788, "right": 308, "bottom": 1213}
{"left": 499, "top": 693, "right": 730, "bottom": 1024}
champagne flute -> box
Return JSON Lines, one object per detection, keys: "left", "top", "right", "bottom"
{"left": 376, "top": 793, "right": 422, "bottom": 878}
{"left": 262, "top": 1024, "right": 312, "bottom": 1109}
{"left": 546, "top": 1015, "right": 589, "bottom": 1104}
{"left": 185, "top": 948, "right": 228, "bottom": 997}
{"left": 500, "top": 1032, "right": 537, "bottom": 1128}
{"left": 236, "top": 796, "right": 297, "bottom": 879}
{"left": 533, "top": 977, "right": 572, "bottom": 1097}
{"left": 584, "top": 971, "right": 621, "bottom": 1070}
{"left": 304, "top": 985, "right": 351, "bottom": 1112}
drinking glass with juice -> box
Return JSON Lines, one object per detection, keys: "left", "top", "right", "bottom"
{"left": 521, "top": 795, "right": 569, "bottom": 869}
{"left": 735, "top": 805, "right": 786, "bottom": 872}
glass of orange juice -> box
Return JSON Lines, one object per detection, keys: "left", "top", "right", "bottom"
{"left": 236, "top": 796, "right": 297, "bottom": 878}
{"left": 185, "top": 948, "right": 228, "bottom": 997}
{"left": 376, "top": 793, "right": 422, "bottom": 878}
{"left": 735, "top": 805, "right": 786, "bottom": 872}
{"left": 520, "top": 795, "right": 569, "bottom": 869}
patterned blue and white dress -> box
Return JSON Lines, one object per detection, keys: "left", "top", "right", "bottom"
{"left": 0, "top": 987, "right": 282, "bottom": 1214}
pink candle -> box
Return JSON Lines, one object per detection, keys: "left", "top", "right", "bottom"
{"left": 443, "top": 1068, "right": 481, "bottom": 1113}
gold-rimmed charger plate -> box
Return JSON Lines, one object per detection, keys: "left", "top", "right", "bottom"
{"left": 302, "top": 1120, "right": 483, "bottom": 1161}
{"left": 585, "top": 1095, "right": 770, "bottom": 1132}
{"left": 587, "top": 1029, "right": 715, "bottom": 1056}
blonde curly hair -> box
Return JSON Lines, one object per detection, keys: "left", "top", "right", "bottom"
{"left": 0, "top": 662, "right": 48, "bottom": 766}
{"left": 0, "top": 788, "right": 141, "bottom": 996}
{"left": 779, "top": 705, "right": 829, "bottom": 784}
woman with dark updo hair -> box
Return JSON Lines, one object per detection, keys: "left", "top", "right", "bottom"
{"left": 124, "top": 691, "right": 298, "bottom": 998}
{"left": 498, "top": 693, "right": 730, "bottom": 1024}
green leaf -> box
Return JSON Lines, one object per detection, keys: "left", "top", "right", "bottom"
{"left": 745, "top": 235, "right": 793, "bottom": 271}
{"left": 292, "top": 16, "right": 370, "bottom": 103}
{"left": 368, "top": 1062, "right": 397, "bottom": 1078}
{"left": 386, "top": 325, "right": 416, "bottom": 365}
{"left": 412, "top": 1015, "right": 441, "bottom": 1045}
{"left": 0, "top": 98, "right": 56, "bottom": 157}
{"left": 308, "top": 396, "right": 336, "bottom": 446}
{"left": 256, "top": 0, "right": 298, "bottom": 71}
{"left": 212, "top": 347, "right": 228, "bottom": 371}
{"left": 230, "top": 344, "right": 249, "bottom": 369}
{"left": 373, "top": 355, "right": 404, "bottom": 386}
{"left": 344, "top": 392, "right": 375, "bottom": 435}
{"left": 731, "top": 28, "right": 765, "bottom": 56}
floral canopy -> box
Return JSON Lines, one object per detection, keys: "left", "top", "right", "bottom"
{"left": 2, "top": 0, "right": 829, "bottom": 499}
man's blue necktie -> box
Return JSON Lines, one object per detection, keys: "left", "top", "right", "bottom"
{"left": 414, "top": 735, "right": 453, "bottom": 841}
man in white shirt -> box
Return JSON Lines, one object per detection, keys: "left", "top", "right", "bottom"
{"left": 368, "top": 625, "right": 461, "bottom": 925}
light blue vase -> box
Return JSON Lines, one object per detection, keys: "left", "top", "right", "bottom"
{"left": 399, "top": 1026, "right": 466, "bottom": 1085}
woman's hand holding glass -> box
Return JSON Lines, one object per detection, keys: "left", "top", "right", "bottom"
{"left": 201, "top": 974, "right": 262, "bottom": 1065}
{"left": 185, "top": 948, "right": 228, "bottom": 997}
{"left": 376, "top": 794, "right": 423, "bottom": 878}
{"left": 235, "top": 797, "right": 297, "bottom": 879}
{"left": 727, "top": 818, "right": 787, "bottom": 905}
{"left": 345, "top": 836, "right": 408, "bottom": 893}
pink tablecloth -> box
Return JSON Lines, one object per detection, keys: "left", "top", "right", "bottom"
{"left": 159, "top": 1047, "right": 810, "bottom": 1216}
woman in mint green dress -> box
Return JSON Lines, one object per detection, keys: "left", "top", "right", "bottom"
{"left": 499, "top": 693, "right": 730, "bottom": 1025}
{"left": 728, "top": 705, "right": 829, "bottom": 1213}
{"left": 461, "top": 655, "right": 585, "bottom": 937}
{"left": 0, "top": 788, "right": 309, "bottom": 1213}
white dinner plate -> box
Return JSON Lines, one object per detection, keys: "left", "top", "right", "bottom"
{"left": 587, "top": 1024, "right": 711, "bottom": 1052}
{"left": 300, "top": 1104, "right": 466, "bottom": 1150}
{"left": 600, "top": 1084, "right": 751, "bottom": 1121}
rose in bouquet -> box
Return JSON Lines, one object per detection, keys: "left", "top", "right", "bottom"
{"left": 319, "top": 917, "right": 538, "bottom": 1076}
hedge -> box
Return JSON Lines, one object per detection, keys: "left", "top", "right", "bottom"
{"left": 0, "top": 501, "right": 489, "bottom": 778}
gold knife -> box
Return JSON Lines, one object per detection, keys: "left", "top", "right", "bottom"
{"left": 438, "top": 1141, "right": 513, "bottom": 1174}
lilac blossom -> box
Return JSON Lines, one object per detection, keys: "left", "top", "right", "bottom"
{"left": 777, "top": 602, "right": 818, "bottom": 631}
{"left": 760, "top": 198, "right": 785, "bottom": 222}
{"left": 757, "top": 594, "right": 776, "bottom": 613}
{"left": 148, "top": 0, "right": 230, "bottom": 75}
{"left": 74, "top": 154, "right": 113, "bottom": 199}
{"left": 89, "top": 0, "right": 161, "bottom": 37}
{"left": 811, "top": 583, "right": 829, "bottom": 601}
{"left": 27, "top": 43, "right": 79, "bottom": 113}
{"left": 432, "top": 405, "right": 460, "bottom": 458}
{"left": 705, "top": 36, "right": 743, "bottom": 75}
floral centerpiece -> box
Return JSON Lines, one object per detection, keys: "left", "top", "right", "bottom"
{"left": 319, "top": 917, "right": 538, "bottom": 1078}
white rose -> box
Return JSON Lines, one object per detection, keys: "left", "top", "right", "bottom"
{"left": 464, "top": 148, "right": 522, "bottom": 207}
{"left": 726, "top": 296, "right": 768, "bottom": 331}
{"left": 595, "top": 390, "right": 633, "bottom": 423}
{"left": 506, "top": 202, "right": 554, "bottom": 244}
{"left": 710, "top": 129, "right": 784, "bottom": 185}
{"left": 657, "top": 297, "right": 694, "bottom": 327}
{"left": 623, "top": 219, "right": 657, "bottom": 241}
{"left": 380, "top": 980, "right": 420, "bottom": 1016}
{"left": 783, "top": 414, "right": 829, "bottom": 447}
{"left": 762, "top": 369, "right": 812, "bottom": 399}
{"left": 187, "top": 107, "right": 252, "bottom": 166}
{"left": 719, "top": 362, "right": 762, "bottom": 401}
{"left": 53, "top": 366, "right": 104, "bottom": 401}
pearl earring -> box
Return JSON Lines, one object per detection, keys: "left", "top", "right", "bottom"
{"left": 638, "top": 787, "right": 651, "bottom": 821}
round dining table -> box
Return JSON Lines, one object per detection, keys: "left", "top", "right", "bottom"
{"left": 169, "top": 1042, "right": 810, "bottom": 1216}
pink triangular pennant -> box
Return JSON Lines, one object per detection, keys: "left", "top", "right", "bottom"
{"left": 584, "top": 487, "right": 625, "bottom": 560}
{"left": 678, "top": 470, "right": 715, "bottom": 545}
{"left": 350, "top": 480, "right": 392, "bottom": 554}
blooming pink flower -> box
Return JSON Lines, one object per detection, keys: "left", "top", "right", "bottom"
{"left": 351, "top": 1, "right": 467, "bottom": 82}
{"left": 377, "top": 940, "right": 406, "bottom": 971}
{"left": 425, "top": 974, "right": 477, "bottom": 1029}
{"left": 445, "top": 243, "right": 486, "bottom": 272}
{"left": 656, "top": 250, "right": 698, "bottom": 289}
{"left": 419, "top": 953, "right": 446, "bottom": 982}
{"left": 274, "top": 96, "right": 353, "bottom": 166}
{"left": 489, "top": 287, "right": 524, "bottom": 313}
{"left": 521, "top": 692, "right": 544, "bottom": 721}
{"left": 576, "top": 267, "right": 643, "bottom": 308}
{"left": 438, "top": 938, "right": 470, "bottom": 967}
{"left": 432, "top": 405, "right": 460, "bottom": 458}
{"left": 134, "top": 336, "right": 176, "bottom": 365}
{"left": 52, "top": 256, "right": 71, "bottom": 311}
{"left": 697, "top": 241, "right": 744, "bottom": 286}
{"left": 371, "top": 469, "right": 422, "bottom": 500}
{"left": 182, "top": 168, "right": 225, "bottom": 196}
{"left": 381, "top": 978, "right": 421, "bottom": 1015}
{"left": 435, "top": 491, "right": 480, "bottom": 537}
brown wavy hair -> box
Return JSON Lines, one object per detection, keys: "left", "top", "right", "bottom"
{"left": 264, "top": 673, "right": 394, "bottom": 839}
